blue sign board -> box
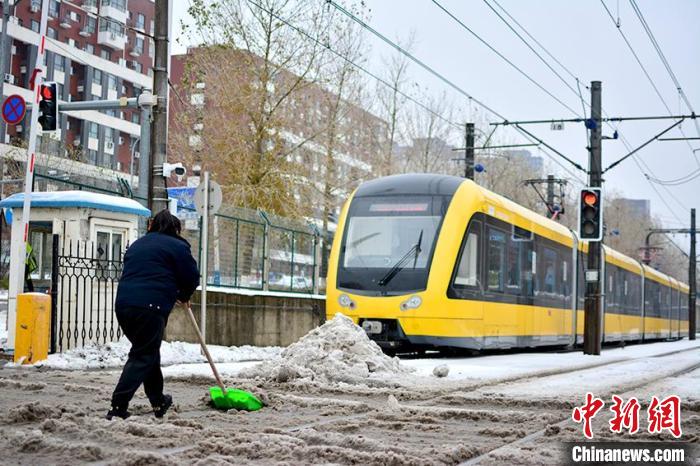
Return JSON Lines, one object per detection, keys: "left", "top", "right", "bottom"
{"left": 1, "top": 94, "right": 27, "bottom": 125}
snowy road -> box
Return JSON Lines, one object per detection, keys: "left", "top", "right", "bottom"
{"left": 0, "top": 335, "right": 697, "bottom": 465}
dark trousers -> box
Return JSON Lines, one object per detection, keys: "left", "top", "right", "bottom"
{"left": 111, "top": 306, "right": 167, "bottom": 409}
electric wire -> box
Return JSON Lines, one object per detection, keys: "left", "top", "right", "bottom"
{"left": 323, "top": 0, "right": 587, "bottom": 184}
{"left": 479, "top": 0, "right": 693, "bottom": 212}
{"left": 629, "top": 0, "right": 700, "bottom": 154}
{"left": 431, "top": 0, "right": 582, "bottom": 118}
{"left": 244, "top": 0, "right": 459, "bottom": 129}
{"left": 600, "top": 0, "right": 700, "bottom": 166}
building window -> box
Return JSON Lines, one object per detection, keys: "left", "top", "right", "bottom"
{"left": 100, "top": 48, "right": 111, "bottom": 60}
{"left": 88, "top": 149, "right": 97, "bottom": 163}
{"left": 30, "top": 20, "right": 40, "bottom": 33}
{"left": 131, "top": 113, "right": 140, "bottom": 124}
{"left": 99, "top": 19, "right": 125, "bottom": 36}
{"left": 150, "top": 20, "right": 154, "bottom": 34}
{"left": 148, "top": 39, "right": 154, "bottom": 58}
{"left": 134, "top": 62, "right": 143, "bottom": 73}
{"left": 133, "top": 37, "right": 144, "bottom": 55}
{"left": 47, "top": 27, "right": 57, "bottom": 39}
{"left": 107, "top": 74, "right": 117, "bottom": 90}
{"left": 49, "top": 0, "right": 60, "bottom": 18}
{"left": 85, "top": 43, "right": 95, "bottom": 54}
{"left": 135, "top": 13, "right": 145, "bottom": 31}
{"left": 89, "top": 123, "right": 99, "bottom": 139}
{"left": 92, "top": 69, "right": 102, "bottom": 85}
{"left": 85, "top": 16, "right": 96, "bottom": 34}
{"left": 53, "top": 54, "right": 64, "bottom": 72}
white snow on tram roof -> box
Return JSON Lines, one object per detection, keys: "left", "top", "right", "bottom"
{"left": 0, "top": 191, "right": 151, "bottom": 217}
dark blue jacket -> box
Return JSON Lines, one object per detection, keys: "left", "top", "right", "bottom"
{"left": 115, "top": 232, "right": 200, "bottom": 315}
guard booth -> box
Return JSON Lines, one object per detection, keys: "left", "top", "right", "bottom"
{"left": 0, "top": 191, "right": 150, "bottom": 354}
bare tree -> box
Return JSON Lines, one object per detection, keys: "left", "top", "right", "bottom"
{"left": 374, "top": 33, "right": 415, "bottom": 176}
{"left": 400, "top": 90, "right": 458, "bottom": 174}
{"left": 174, "top": 0, "right": 337, "bottom": 217}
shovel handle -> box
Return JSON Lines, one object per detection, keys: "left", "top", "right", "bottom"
{"left": 185, "top": 305, "right": 226, "bottom": 392}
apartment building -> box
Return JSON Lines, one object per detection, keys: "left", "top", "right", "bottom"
{"left": 169, "top": 47, "right": 387, "bottom": 222}
{"left": 0, "top": 0, "right": 154, "bottom": 179}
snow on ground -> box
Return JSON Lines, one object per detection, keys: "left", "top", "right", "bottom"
{"left": 402, "top": 338, "right": 700, "bottom": 382}
{"left": 14, "top": 337, "right": 282, "bottom": 371}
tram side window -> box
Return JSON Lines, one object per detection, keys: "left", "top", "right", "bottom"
{"left": 454, "top": 221, "right": 481, "bottom": 288}
{"left": 506, "top": 240, "right": 521, "bottom": 293}
{"left": 486, "top": 227, "right": 506, "bottom": 292}
{"left": 541, "top": 247, "right": 558, "bottom": 294}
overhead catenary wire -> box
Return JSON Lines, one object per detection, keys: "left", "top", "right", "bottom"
{"left": 431, "top": 0, "right": 582, "bottom": 118}
{"left": 629, "top": 0, "right": 700, "bottom": 154}
{"left": 600, "top": 0, "right": 700, "bottom": 167}
{"left": 483, "top": 0, "right": 690, "bottom": 217}
{"left": 242, "top": 0, "right": 460, "bottom": 129}
{"left": 323, "top": 0, "right": 587, "bottom": 184}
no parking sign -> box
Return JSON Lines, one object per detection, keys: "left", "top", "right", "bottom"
{"left": 1, "top": 94, "right": 27, "bottom": 125}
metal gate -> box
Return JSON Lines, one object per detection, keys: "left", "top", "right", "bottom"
{"left": 50, "top": 234, "right": 124, "bottom": 353}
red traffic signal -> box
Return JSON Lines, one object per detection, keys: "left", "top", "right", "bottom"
{"left": 579, "top": 188, "right": 603, "bottom": 241}
{"left": 38, "top": 82, "right": 58, "bottom": 132}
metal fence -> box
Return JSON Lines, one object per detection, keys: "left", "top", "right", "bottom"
{"left": 179, "top": 207, "right": 330, "bottom": 295}
{"left": 51, "top": 235, "right": 124, "bottom": 352}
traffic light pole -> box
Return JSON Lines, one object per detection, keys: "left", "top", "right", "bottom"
{"left": 584, "top": 81, "right": 603, "bottom": 356}
{"left": 7, "top": 0, "right": 49, "bottom": 350}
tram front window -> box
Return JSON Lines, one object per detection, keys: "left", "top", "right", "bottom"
{"left": 338, "top": 195, "right": 448, "bottom": 295}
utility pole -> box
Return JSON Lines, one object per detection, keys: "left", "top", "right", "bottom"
{"left": 464, "top": 122, "right": 475, "bottom": 180}
{"left": 690, "top": 208, "right": 696, "bottom": 340}
{"left": 149, "top": 0, "right": 170, "bottom": 213}
{"left": 0, "top": 0, "right": 12, "bottom": 142}
{"left": 546, "top": 175, "right": 555, "bottom": 217}
{"left": 584, "top": 81, "right": 603, "bottom": 356}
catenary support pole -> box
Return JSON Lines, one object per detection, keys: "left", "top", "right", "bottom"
{"left": 464, "top": 123, "right": 475, "bottom": 180}
{"left": 690, "top": 208, "right": 696, "bottom": 340}
{"left": 546, "top": 174, "right": 555, "bottom": 218}
{"left": 149, "top": 0, "right": 170, "bottom": 213}
{"left": 584, "top": 81, "right": 603, "bottom": 356}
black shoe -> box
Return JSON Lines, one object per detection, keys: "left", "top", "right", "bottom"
{"left": 153, "top": 394, "right": 172, "bottom": 418}
{"left": 106, "top": 406, "right": 131, "bottom": 420}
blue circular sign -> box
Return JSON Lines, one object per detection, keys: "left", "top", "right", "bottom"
{"left": 2, "top": 94, "right": 27, "bottom": 125}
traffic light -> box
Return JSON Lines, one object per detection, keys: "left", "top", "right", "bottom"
{"left": 38, "top": 82, "right": 58, "bottom": 132}
{"left": 579, "top": 187, "right": 603, "bottom": 241}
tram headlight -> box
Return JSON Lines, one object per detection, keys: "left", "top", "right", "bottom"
{"left": 338, "top": 294, "right": 356, "bottom": 309}
{"left": 400, "top": 295, "right": 422, "bottom": 311}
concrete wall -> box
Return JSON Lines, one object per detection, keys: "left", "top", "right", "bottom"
{"left": 165, "top": 288, "right": 326, "bottom": 347}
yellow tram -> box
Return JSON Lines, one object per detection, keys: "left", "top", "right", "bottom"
{"left": 326, "top": 174, "right": 689, "bottom": 351}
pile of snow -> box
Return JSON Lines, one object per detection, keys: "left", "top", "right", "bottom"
{"left": 240, "top": 313, "right": 412, "bottom": 383}
{"left": 20, "top": 337, "right": 281, "bottom": 370}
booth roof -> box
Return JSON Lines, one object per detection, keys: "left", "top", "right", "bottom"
{"left": 0, "top": 191, "right": 151, "bottom": 217}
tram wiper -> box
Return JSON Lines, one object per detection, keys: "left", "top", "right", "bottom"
{"left": 378, "top": 230, "right": 423, "bottom": 287}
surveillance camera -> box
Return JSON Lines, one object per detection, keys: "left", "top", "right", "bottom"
{"left": 162, "top": 162, "right": 187, "bottom": 182}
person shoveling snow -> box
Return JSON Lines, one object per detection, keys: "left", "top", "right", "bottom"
{"left": 240, "top": 313, "right": 413, "bottom": 384}
{"left": 107, "top": 210, "right": 199, "bottom": 420}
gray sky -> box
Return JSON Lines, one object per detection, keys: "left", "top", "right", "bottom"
{"left": 171, "top": 1, "right": 700, "bottom": 248}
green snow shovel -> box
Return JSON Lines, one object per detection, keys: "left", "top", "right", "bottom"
{"left": 185, "top": 305, "right": 263, "bottom": 411}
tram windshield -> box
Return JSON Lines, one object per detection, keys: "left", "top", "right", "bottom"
{"left": 338, "top": 195, "right": 450, "bottom": 295}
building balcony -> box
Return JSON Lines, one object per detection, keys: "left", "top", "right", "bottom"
{"left": 99, "top": 3, "right": 128, "bottom": 25}
{"left": 98, "top": 30, "right": 127, "bottom": 50}
{"left": 83, "top": 0, "right": 98, "bottom": 14}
